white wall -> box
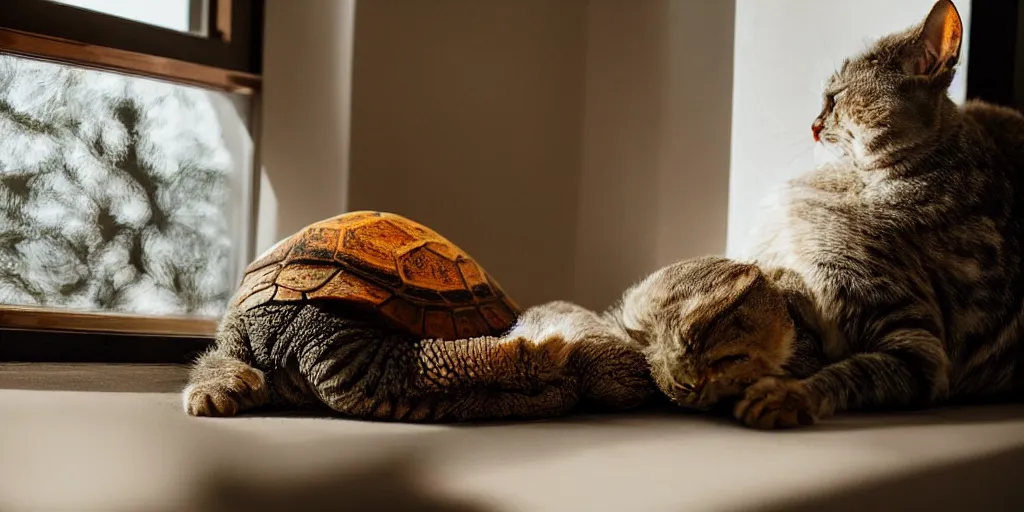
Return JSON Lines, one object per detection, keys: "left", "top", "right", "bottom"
{"left": 727, "top": 0, "right": 972, "bottom": 258}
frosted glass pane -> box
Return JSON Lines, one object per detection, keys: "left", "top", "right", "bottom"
{"left": 0, "top": 55, "right": 253, "bottom": 318}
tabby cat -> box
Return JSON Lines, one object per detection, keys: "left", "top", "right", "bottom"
{"left": 729, "top": 0, "right": 1024, "bottom": 428}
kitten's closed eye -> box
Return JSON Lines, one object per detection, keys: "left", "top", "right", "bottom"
{"left": 710, "top": 354, "right": 750, "bottom": 368}
{"left": 824, "top": 89, "right": 845, "bottom": 108}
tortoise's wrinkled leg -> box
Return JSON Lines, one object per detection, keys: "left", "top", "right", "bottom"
{"left": 300, "top": 324, "right": 581, "bottom": 422}
{"left": 418, "top": 334, "right": 584, "bottom": 422}
{"left": 571, "top": 336, "right": 656, "bottom": 411}
{"left": 411, "top": 302, "right": 656, "bottom": 421}
{"left": 447, "top": 379, "right": 581, "bottom": 421}
{"left": 183, "top": 312, "right": 269, "bottom": 417}
{"left": 297, "top": 302, "right": 651, "bottom": 422}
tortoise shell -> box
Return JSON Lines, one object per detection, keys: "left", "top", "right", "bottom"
{"left": 230, "top": 211, "right": 520, "bottom": 339}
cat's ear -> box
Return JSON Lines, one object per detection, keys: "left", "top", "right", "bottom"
{"left": 685, "top": 264, "right": 762, "bottom": 323}
{"left": 906, "top": 0, "right": 963, "bottom": 78}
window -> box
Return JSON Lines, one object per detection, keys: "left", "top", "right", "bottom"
{"left": 0, "top": 0, "right": 262, "bottom": 361}
{"left": 0, "top": 56, "right": 253, "bottom": 318}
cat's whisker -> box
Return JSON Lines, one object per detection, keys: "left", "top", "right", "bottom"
{"left": 670, "top": 377, "right": 693, "bottom": 393}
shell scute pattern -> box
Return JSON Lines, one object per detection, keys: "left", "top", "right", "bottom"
{"left": 230, "top": 211, "right": 520, "bottom": 339}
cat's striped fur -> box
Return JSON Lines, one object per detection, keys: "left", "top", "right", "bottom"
{"left": 736, "top": 0, "right": 1024, "bottom": 428}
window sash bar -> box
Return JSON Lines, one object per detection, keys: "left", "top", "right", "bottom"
{"left": 0, "top": 28, "right": 260, "bottom": 94}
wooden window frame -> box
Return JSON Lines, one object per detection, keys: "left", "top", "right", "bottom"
{"left": 1, "top": 0, "right": 263, "bottom": 73}
{"left": 0, "top": 0, "right": 263, "bottom": 94}
{"left": 0, "top": 0, "right": 265, "bottom": 362}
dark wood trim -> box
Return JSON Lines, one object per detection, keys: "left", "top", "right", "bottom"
{"left": 0, "top": 306, "right": 218, "bottom": 338}
{"left": 966, "top": 0, "right": 1024, "bottom": 111}
{"left": 0, "top": 28, "right": 260, "bottom": 94}
{"left": 246, "top": 0, "right": 265, "bottom": 76}
{"left": 0, "top": 0, "right": 263, "bottom": 74}
{"left": 1, "top": 329, "right": 213, "bottom": 364}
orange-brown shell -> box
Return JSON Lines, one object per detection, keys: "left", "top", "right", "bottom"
{"left": 229, "top": 211, "right": 520, "bottom": 339}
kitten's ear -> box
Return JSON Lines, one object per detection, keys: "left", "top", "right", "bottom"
{"left": 906, "top": 0, "right": 963, "bottom": 78}
{"left": 685, "top": 264, "right": 762, "bottom": 323}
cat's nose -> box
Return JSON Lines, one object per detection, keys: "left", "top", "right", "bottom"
{"left": 679, "top": 377, "right": 706, "bottom": 396}
{"left": 811, "top": 118, "right": 824, "bottom": 142}
{"left": 694, "top": 377, "right": 707, "bottom": 395}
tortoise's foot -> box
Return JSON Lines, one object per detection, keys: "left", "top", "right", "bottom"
{"left": 572, "top": 340, "right": 655, "bottom": 411}
{"left": 450, "top": 383, "right": 580, "bottom": 422}
{"left": 183, "top": 353, "right": 268, "bottom": 417}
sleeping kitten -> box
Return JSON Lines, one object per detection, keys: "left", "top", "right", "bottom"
{"left": 734, "top": 0, "right": 1024, "bottom": 428}
{"left": 495, "top": 256, "right": 821, "bottom": 421}
{"left": 501, "top": 256, "right": 819, "bottom": 422}
{"left": 600, "top": 256, "right": 824, "bottom": 418}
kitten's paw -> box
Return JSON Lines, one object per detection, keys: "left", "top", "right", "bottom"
{"left": 183, "top": 365, "right": 267, "bottom": 417}
{"left": 734, "top": 376, "right": 817, "bottom": 430}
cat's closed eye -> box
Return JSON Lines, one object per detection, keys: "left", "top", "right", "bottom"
{"left": 710, "top": 354, "right": 750, "bottom": 368}
{"left": 824, "top": 89, "right": 845, "bottom": 108}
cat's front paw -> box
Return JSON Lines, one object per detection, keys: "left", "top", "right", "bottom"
{"left": 183, "top": 365, "right": 267, "bottom": 417}
{"left": 734, "top": 376, "right": 818, "bottom": 430}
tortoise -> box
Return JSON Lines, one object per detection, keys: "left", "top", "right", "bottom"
{"left": 183, "top": 211, "right": 654, "bottom": 422}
